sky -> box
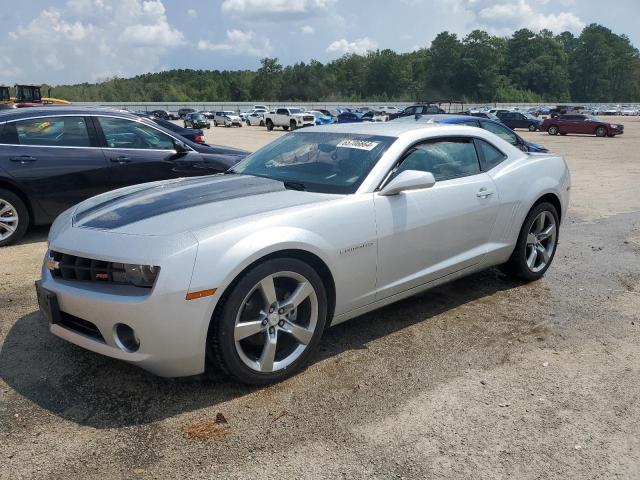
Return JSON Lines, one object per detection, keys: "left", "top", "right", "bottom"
{"left": 0, "top": 0, "right": 638, "bottom": 86}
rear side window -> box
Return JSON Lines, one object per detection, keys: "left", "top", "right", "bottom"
{"left": 0, "top": 123, "right": 18, "bottom": 144}
{"left": 97, "top": 117, "right": 175, "bottom": 150}
{"left": 458, "top": 120, "right": 480, "bottom": 127}
{"left": 11, "top": 116, "right": 90, "bottom": 147}
{"left": 476, "top": 139, "right": 507, "bottom": 171}
{"left": 393, "top": 138, "right": 480, "bottom": 181}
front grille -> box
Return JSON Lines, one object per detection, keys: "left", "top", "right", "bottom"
{"left": 50, "top": 251, "right": 128, "bottom": 284}
{"left": 303, "top": 116, "right": 314, "bottom": 122}
{"left": 59, "top": 312, "right": 105, "bottom": 342}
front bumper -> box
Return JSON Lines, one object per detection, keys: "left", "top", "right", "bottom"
{"left": 39, "top": 228, "right": 217, "bottom": 377}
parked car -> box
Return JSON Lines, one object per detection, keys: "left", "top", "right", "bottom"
{"left": 0, "top": 107, "right": 248, "bottom": 245}
{"left": 184, "top": 113, "right": 211, "bottom": 129}
{"left": 336, "top": 111, "right": 366, "bottom": 123}
{"left": 496, "top": 111, "right": 542, "bottom": 131}
{"left": 549, "top": 105, "right": 583, "bottom": 118}
{"left": 245, "top": 112, "right": 265, "bottom": 126}
{"left": 214, "top": 111, "right": 242, "bottom": 127}
{"left": 36, "top": 121, "right": 570, "bottom": 384}
{"left": 132, "top": 113, "right": 206, "bottom": 144}
{"left": 361, "top": 110, "right": 388, "bottom": 122}
{"left": 307, "top": 110, "right": 333, "bottom": 125}
{"left": 240, "top": 108, "right": 268, "bottom": 120}
{"left": 264, "top": 108, "right": 315, "bottom": 130}
{"left": 620, "top": 106, "right": 639, "bottom": 116}
{"left": 541, "top": 114, "right": 624, "bottom": 137}
{"left": 149, "top": 110, "right": 171, "bottom": 120}
{"left": 392, "top": 114, "right": 548, "bottom": 153}
{"left": 378, "top": 106, "right": 400, "bottom": 115}
{"left": 167, "top": 111, "right": 180, "bottom": 120}
{"left": 389, "top": 103, "right": 445, "bottom": 120}
{"left": 199, "top": 110, "right": 215, "bottom": 119}
{"left": 602, "top": 105, "right": 621, "bottom": 116}
{"left": 178, "top": 108, "right": 196, "bottom": 119}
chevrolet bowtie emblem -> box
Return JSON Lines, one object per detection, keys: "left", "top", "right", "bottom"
{"left": 47, "top": 258, "right": 60, "bottom": 271}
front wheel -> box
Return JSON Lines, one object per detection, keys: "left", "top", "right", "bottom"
{"left": 595, "top": 126, "right": 607, "bottom": 137}
{"left": 547, "top": 125, "right": 559, "bottom": 135}
{"left": 266, "top": 120, "right": 274, "bottom": 131}
{"left": 528, "top": 124, "right": 537, "bottom": 132}
{"left": 501, "top": 202, "right": 559, "bottom": 281}
{"left": 290, "top": 120, "right": 297, "bottom": 131}
{"left": 214, "top": 120, "right": 218, "bottom": 127}
{"left": 207, "top": 258, "right": 328, "bottom": 385}
{"left": 0, "top": 189, "right": 29, "bottom": 247}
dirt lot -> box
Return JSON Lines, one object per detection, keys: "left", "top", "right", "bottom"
{"left": 1, "top": 118, "right": 639, "bottom": 479}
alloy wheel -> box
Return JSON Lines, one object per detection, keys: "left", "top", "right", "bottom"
{"left": 234, "top": 271, "right": 318, "bottom": 373}
{"left": 525, "top": 211, "right": 557, "bottom": 273}
{"left": 0, "top": 198, "right": 19, "bottom": 242}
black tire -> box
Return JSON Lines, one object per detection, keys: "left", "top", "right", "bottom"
{"left": 246, "top": 120, "right": 251, "bottom": 127}
{"left": 184, "top": 123, "right": 188, "bottom": 128}
{"left": 528, "top": 124, "right": 537, "bottom": 132}
{"left": 259, "top": 120, "right": 265, "bottom": 127}
{"left": 214, "top": 120, "right": 218, "bottom": 127}
{"left": 290, "top": 120, "right": 297, "bottom": 131}
{"left": 266, "top": 120, "right": 274, "bottom": 131}
{"left": 207, "top": 125, "right": 210, "bottom": 129}
{"left": 207, "top": 257, "right": 328, "bottom": 385}
{"left": 282, "top": 125, "right": 289, "bottom": 131}
{"left": 595, "top": 126, "right": 607, "bottom": 137}
{"left": 500, "top": 202, "right": 559, "bottom": 282}
{"left": 0, "top": 188, "right": 29, "bottom": 247}
{"left": 548, "top": 125, "right": 559, "bottom": 135}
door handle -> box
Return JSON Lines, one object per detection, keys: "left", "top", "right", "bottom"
{"left": 476, "top": 188, "right": 494, "bottom": 199}
{"left": 110, "top": 156, "right": 131, "bottom": 164}
{"left": 10, "top": 156, "right": 36, "bottom": 164}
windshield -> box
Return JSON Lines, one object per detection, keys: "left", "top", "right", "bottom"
{"left": 586, "top": 115, "right": 599, "bottom": 121}
{"left": 524, "top": 113, "right": 538, "bottom": 120}
{"left": 231, "top": 132, "right": 396, "bottom": 194}
{"left": 193, "top": 114, "right": 206, "bottom": 120}
{"left": 223, "top": 111, "right": 235, "bottom": 116}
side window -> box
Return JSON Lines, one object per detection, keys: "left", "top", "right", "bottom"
{"left": 97, "top": 117, "right": 175, "bottom": 150}
{"left": 392, "top": 138, "right": 481, "bottom": 182}
{"left": 481, "top": 121, "right": 517, "bottom": 146}
{"left": 458, "top": 120, "right": 480, "bottom": 127}
{"left": 476, "top": 139, "right": 507, "bottom": 171}
{"left": 0, "top": 123, "right": 18, "bottom": 144}
{"left": 12, "top": 116, "right": 91, "bottom": 147}
{"left": 276, "top": 108, "right": 288, "bottom": 115}
{"left": 403, "top": 106, "right": 416, "bottom": 115}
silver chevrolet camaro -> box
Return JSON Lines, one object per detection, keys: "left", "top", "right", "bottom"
{"left": 36, "top": 121, "right": 570, "bottom": 384}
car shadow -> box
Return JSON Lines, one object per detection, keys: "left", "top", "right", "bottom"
{"left": 0, "top": 268, "right": 524, "bottom": 429}
{"left": 13, "top": 225, "right": 49, "bottom": 246}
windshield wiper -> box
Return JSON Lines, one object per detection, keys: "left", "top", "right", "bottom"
{"left": 283, "top": 181, "right": 307, "bottom": 191}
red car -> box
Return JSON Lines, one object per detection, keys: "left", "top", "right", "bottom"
{"left": 541, "top": 114, "right": 624, "bottom": 137}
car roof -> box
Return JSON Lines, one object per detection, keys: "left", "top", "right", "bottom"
{"left": 0, "top": 106, "right": 138, "bottom": 122}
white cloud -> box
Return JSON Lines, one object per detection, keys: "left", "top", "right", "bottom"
{"left": 326, "top": 37, "right": 378, "bottom": 55}
{"left": 457, "top": 0, "right": 584, "bottom": 34}
{"left": 198, "top": 29, "right": 272, "bottom": 57}
{"left": 221, "top": 0, "right": 335, "bottom": 19}
{"left": 300, "top": 25, "right": 315, "bottom": 34}
{"left": 187, "top": 8, "right": 197, "bottom": 18}
{"left": 0, "top": 0, "right": 184, "bottom": 85}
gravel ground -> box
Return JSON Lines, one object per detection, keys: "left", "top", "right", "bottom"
{"left": 1, "top": 117, "right": 639, "bottom": 479}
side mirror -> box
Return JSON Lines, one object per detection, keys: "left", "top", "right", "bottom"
{"left": 379, "top": 170, "right": 436, "bottom": 196}
{"left": 173, "top": 139, "right": 190, "bottom": 153}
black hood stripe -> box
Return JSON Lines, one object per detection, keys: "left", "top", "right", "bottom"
{"left": 75, "top": 175, "right": 285, "bottom": 230}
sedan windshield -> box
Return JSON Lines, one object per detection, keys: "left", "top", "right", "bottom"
{"left": 231, "top": 132, "right": 396, "bottom": 194}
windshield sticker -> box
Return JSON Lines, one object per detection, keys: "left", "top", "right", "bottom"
{"left": 336, "top": 139, "right": 380, "bottom": 151}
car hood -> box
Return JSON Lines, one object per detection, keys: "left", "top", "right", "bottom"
{"left": 71, "top": 175, "right": 336, "bottom": 236}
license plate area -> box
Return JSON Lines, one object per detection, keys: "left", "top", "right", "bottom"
{"left": 35, "top": 281, "right": 62, "bottom": 324}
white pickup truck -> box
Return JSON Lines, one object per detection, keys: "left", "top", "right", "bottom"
{"left": 264, "top": 107, "right": 316, "bottom": 131}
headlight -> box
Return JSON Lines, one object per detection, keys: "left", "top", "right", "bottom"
{"left": 121, "top": 264, "right": 160, "bottom": 288}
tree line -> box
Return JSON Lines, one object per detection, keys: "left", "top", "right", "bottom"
{"left": 49, "top": 24, "right": 640, "bottom": 103}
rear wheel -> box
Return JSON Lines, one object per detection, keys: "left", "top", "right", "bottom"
{"left": 0, "top": 189, "right": 29, "bottom": 247}
{"left": 501, "top": 202, "right": 559, "bottom": 281}
{"left": 214, "top": 120, "right": 218, "bottom": 127}
{"left": 548, "top": 125, "right": 559, "bottom": 135}
{"left": 207, "top": 258, "right": 328, "bottom": 385}
{"left": 528, "top": 124, "right": 537, "bottom": 132}
{"left": 595, "top": 126, "right": 607, "bottom": 137}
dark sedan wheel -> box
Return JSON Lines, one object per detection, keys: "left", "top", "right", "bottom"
{"left": 207, "top": 258, "right": 327, "bottom": 385}
{"left": 0, "top": 189, "right": 29, "bottom": 247}
{"left": 501, "top": 202, "right": 559, "bottom": 281}
{"left": 595, "top": 126, "right": 607, "bottom": 137}
{"left": 528, "top": 124, "right": 537, "bottom": 132}
{"left": 548, "top": 125, "right": 559, "bottom": 135}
